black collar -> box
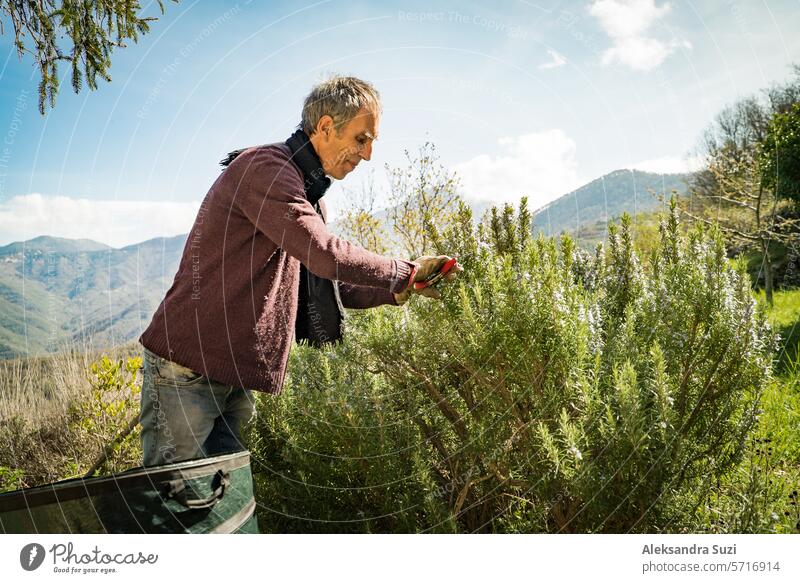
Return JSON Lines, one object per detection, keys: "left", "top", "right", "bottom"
{"left": 285, "top": 129, "right": 332, "bottom": 205}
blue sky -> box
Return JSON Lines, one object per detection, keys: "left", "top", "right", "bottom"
{"left": 0, "top": 0, "right": 799, "bottom": 247}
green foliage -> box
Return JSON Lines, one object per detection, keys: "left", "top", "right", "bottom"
{"left": 247, "top": 341, "right": 444, "bottom": 533}
{"left": 685, "top": 67, "right": 800, "bottom": 306}
{"left": 68, "top": 355, "right": 142, "bottom": 477}
{"left": 0, "top": 464, "right": 26, "bottom": 493}
{"left": 761, "top": 103, "right": 800, "bottom": 203}
{"left": 338, "top": 208, "right": 389, "bottom": 255}
{"left": 1, "top": 0, "right": 176, "bottom": 113}
{"left": 250, "top": 197, "right": 784, "bottom": 532}
{"left": 338, "top": 172, "right": 390, "bottom": 255}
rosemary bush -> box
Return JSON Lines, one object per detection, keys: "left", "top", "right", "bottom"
{"left": 249, "top": 199, "right": 779, "bottom": 533}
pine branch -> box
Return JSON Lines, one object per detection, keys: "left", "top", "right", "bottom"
{"left": 2, "top": 0, "right": 177, "bottom": 113}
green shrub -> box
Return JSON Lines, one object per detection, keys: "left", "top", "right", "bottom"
{"left": 247, "top": 340, "right": 447, "bottom": 532}
{"left": 249, "top": 198, "right": 780, "bottom": 532}
{"left": 68, "top": 355, "right": 142, "bottom": 477}
{"left": 0, "top": 465, "right": 26, "bottom": 493}
{"left": 0, "top": 354, "right": 142, "bottom": 489}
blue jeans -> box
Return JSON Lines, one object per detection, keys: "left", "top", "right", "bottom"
{"left": 139, "top": 348, "right": 255, "bottom": 466}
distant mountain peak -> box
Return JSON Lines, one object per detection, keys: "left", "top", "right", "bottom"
{"left": 532, "top": 169, "right": 689, "bottom": 240}
{"left": 0, "top": 236, "right": 112, "bottom": 256}
{"left": 119, "top": 234, "right": 188, "bottom": 252}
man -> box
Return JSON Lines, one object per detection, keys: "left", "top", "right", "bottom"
{"left": 138, "top": 76, "right": 461, "bottom": 466}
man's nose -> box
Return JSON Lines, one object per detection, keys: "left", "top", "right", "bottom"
{"left": 359, "top": 141, "right": 373, "bottom": 161}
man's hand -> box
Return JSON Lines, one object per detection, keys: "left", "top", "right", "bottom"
{"left": 393, "top": 255, "right": 463, "bottom": 305}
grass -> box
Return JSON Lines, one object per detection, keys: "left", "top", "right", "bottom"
{"left": 755, "top": 288, "right": 800, "bottom": 467}
{"left": 0, "top": 340, "right": 140, "bottom": 424}
{"left": 755, "top": 287, "right": 800, "bottom": 373}
{"left": 749, "top": 288, "right": 800, "bottom": 532}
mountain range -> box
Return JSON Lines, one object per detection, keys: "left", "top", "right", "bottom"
{"left": 0, "top": 169, "right": 688, "bottom": 359}
{"left": 0, "top": 234, "right": 186, "bottom": 359}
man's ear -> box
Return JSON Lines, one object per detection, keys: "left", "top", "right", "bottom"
{"left": 315, "top": 115, "right": 334, "bottom": 139}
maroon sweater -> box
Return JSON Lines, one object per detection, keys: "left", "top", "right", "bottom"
{"left": 139, "top": 142, "right": 415, "bottom": 394}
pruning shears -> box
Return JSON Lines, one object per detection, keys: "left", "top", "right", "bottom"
{"left": 413, "top": 257, "right": 459, "bottom": 290}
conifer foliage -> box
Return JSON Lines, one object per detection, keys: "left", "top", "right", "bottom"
{"left": 1, "top": 0, "right": 174, "bottom": 113}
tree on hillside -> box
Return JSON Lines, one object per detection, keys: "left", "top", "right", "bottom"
{"left": 339, "top": 144, "right": 461, "bottom": 260}
{"left": 682, "top": 68, "right": 800, "bottom": 305}
{"left": 338, "top": 171, "right": 389, "bottom": 255}
{"left": 1, "top": 0, "right": 176, "bottom": 114}
{"left": 760, "top": 103, "right": 800, "bottom": 289}
{"left": 767, "top": 64, "right": 800, "bottom": 114}
{"left": 760, "top": 103, "right": 800, "bottom": 204}
{"left": 386, "top": 143, "right": 460, "bottom": 258}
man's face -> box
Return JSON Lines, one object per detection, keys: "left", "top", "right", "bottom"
{"left": 312, "top": 107, "right": 379, "bottom": 180}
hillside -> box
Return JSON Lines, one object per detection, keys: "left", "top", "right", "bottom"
{"left": 531, "top": 169, "right": 689, "bottom": 245}
{"left": 0, "top": 235, "right": 186, "bottom": 359}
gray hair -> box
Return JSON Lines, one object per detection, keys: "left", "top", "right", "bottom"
{"left": 301, "top": 76, "right": 381, "bottom": 136}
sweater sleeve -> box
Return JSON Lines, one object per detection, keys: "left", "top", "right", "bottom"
{"left": 234, "top": 147, "right": 415, "bottom": 294}
{"left": 338, "top": 282, "right": 398, "bottom": 309}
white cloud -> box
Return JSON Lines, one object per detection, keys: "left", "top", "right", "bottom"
{"left": 602, "top": 36, "right": 690, "bottom": 71}
{"left": 628, "top": 154, "right": 704, "bottom": 174}
{"left": 539, "top": 49, "right": 567, "bottom": 70}
{"left": 589, "top": 0, "right": 690, "bottom": 71}
{"left": 452, "top": 130, "right": 582, "bottom": 209}
{"left": 590, "top": 0, "right": 670, "bottom": 38}
{"left": 0, "top": 194, "right": 200, "bottom": 248}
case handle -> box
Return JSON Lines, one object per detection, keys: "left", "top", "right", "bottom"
{"left": 165, "top": 469, "right": 230, "bottom": 509}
